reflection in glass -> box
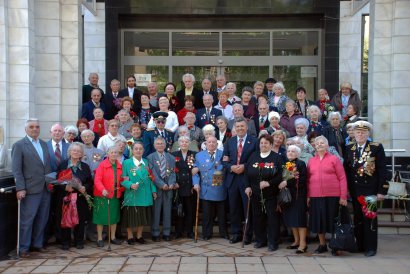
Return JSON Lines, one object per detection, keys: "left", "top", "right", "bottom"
{"left": 124, "top": 65, "right": 169, "bottom": 92}
{"left": 222, "top": 32, "right": 270, "bottom": 56}
{"left": 172, "top": 66, "right": 218, "bottom": 90}
{"left": 222, "top": 66, "right": 269, "bottom": 94}
{"left": 272, "top": 31, "right": 318, "bottom": 56}
{"left": 124, "top": 31, "right": 169, "bottom": 56}
{"left": 172, "top": 32, "right": 219, "bottom": 56}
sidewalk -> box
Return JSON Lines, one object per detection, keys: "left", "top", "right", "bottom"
{"left": 0, "top": 234, "right": 409, "bottom": 273}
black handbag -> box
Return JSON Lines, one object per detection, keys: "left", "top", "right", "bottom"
{"left": 329, "top": 206, "right": 357, "bottom": 252}
{"left": 277, "top": 187, "right": 292, "bottom": 211}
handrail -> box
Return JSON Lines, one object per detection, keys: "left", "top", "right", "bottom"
{"left": 384, "top": 149, "right": 406, "bottom": 180}
{"left": 0, "top": 186, "right": 16, "bottom": 193}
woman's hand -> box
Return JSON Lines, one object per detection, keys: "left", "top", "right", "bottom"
{"left": 162, "top": 184, "right": 169, "bottom": 191}
{"left": 174, "top": 183, "right": 179, "bottom": 189}
{"left": 193, "top": 184, "right": 200, "bottom": 193}
{"left": 339, "top": 199, "right": 347, "bottom": 206}
{"left": 278, "top": 181, "right": 287, "bottom": 190}
{"left": 307, "top": 198, "right": 310, "bottom": 207}
{"left": 191, "top": 167, "right": 199, "bottom": 176}
{"left": 153, "top": 192, "right": 157, "bottom": 200}
{"left": 377, "top": 194, "right": 385, "bottom": 201}
{"left": 259, "top": 181, "right": 270, "bottom": 190}
{"left": 102, "top": 189, "right": 109, "bottom": 197}
{"left": 131, "top": 183, "right": 139, "bottom": 190}
{"left": 78, "top": 186, "right": 86, "bottom": 194}
{"left": 65, "top": 185, "right": 74, "bottom": 192}
{"left": 245, "top": 187, "right": 252, "bottom": 197}
{"left": 122, "top": 176, "right": 129, "bottom": 181}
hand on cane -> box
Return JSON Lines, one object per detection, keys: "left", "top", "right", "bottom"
{"left": 245, "top": 187, "right": 252, "bottom": 198}
{"left": 16, "top": 190, "right": 26, "bottom": 200}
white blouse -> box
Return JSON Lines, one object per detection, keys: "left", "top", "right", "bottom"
{"left": 147, "top": 110, "right": 179, "bottom": 132}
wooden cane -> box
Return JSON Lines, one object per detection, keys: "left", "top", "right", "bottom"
{"left": 194, "top": 191, "right": 200, "bottom": 243}
{"left": 107, "top": 198, "right": 111, "bottom": 251}
{"left": 241, "top": 195, "right": 251, "bottom": 248}
{"left": 17, "top": 199, "right": 21, "bottom": 258}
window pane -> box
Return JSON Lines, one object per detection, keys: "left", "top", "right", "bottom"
{"left": 272, "top": 31, "right": 318, "bottom": 56}
{"left": 222, "top": 66, "right": 269, "bottom": 94}
{"left": 124, "top": 65, "right": 169, "bottom": 92}
{"left": 222, "top": 32, "right": 269, "bottom": 56}
{"left": 172, "top": 32, "right": 219, "bottom": 56}
{"left": 172, "top": 66, "right": 218, "bottom": 90}
{"left": 124, "top": 31, "right": 169, "bottom": 56}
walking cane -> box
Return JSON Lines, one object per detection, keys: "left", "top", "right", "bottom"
{"left": 194, "top": 192, "right": 200, "bottom": 243}
{"left": 107, "top": 198, "right": 111, "bottom": 251}
{"left": 17, "top": 198, "right": 21, "bottom": 258}
{"left": 241, "top": 195, "right": 251, "bottom": 248}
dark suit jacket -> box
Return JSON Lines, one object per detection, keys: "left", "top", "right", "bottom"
{"left": 195, "top": 107, "right": 222, "bottom": 129}
{"left": 81, "top": 101, "right": 106, "bottom": 122}
{"left": 296, "top": 99, "right": 315, "bottom": 117}
{"left": 147, "top": 152, "right": 176, "bottom": 188}
{"left": 252, "top": 115, "right": 270, "bottom": 136}
{"left": 12, "top": 136, "right": 52, "bottom": 194}
{"left": 82, "top": 84, "right": 104, "bottom": 104}
{"left": 119, "top": 87, "right": 143, "bottom": 113}
{"left": 142, "top": 128, "right": 175, "bottom": 158}
{"left": 46, "top": 140, "right": 69, "bottom": 172}
{"left": 215, "top": 128, "right": 232, "bottom": 145}
{"left": 104, "top": 91, "right": 120, "bottom": 120}
{"left": 177, "top": 88, "right": 202, "bottom": 109}
{"left": 222, "top": 135, "right": 258, "bottom": 189}
{"left": 191, "top": 89, "right": 218, "bottom": 109}
{"left": 172, "top": 150, "right": 196, "bottom": 197}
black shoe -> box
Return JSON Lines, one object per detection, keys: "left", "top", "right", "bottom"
{"left": 175, "top": 232, "right": 183, "bottom": 239}
{"left": 331, "top": 249, "right": 338, "bottom": 256}
{"left": 314, "top": 244, "right": 328, "bottom": 254}
{"left": 61, "top": 244, "right": 69, "bottom": 250}
{"left": 76, "top": 243, "right": 84, "bottom": 249}
{"left": 30, "top": 247, "right": 47, "bottom": 252}
{"left": 220, "top": 234, "right": 230, "bottom": 240}
{"left": 163, "top": 235, "right": 171, "bottom": 241}
{"left": 244, "top": 237, "right": 252, "bottom": 245}
{"left": 97, "top": 240, "right": 104, "bottom": 247}
{"left": 268, "top": 244, "right": 278, "bottom": 252}
{"left": 254, "top": 242, "right": 267, "bottom": 248}
{"left": 365, "top": 250, "right": 376, "bottom": 257}
{"left": 127, "top": 238, "right": 135, "bottom": 245}
{"left": 111, "top": 238, "right": 122, "bottom": 245}
{"left": 229, "top": 236, "right": 241, "bottom": 244}
{"left": 135, "top": 237, "right": 146, "bottom": 244}
{"left": 86, "top": 234, "right": 97, "bottom": 242}
{"left": 187, "top": 232, "right": 194, "bottom": 239}
{"left": 203, "top": 236, "right": 211, "bottom": 241}
{"left": 296, "top": 246, "right": 308, "bottom": 254}
{"left": 286, "top": 244, "right": 299, "bottom": 250}
{"left": 152, "top": 236, "right": 160, "bottom": 242}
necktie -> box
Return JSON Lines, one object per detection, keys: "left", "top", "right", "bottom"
{"left": 55, "top": 143, "right": 61, "bottom": 166}
{"left": 160, "top": 154, "right": 167, "bottom": 179}
{"left": 260, "top": 116, "right": 264, "bottom": 125}
{"left": 210, "top": 152, "right": 215, "bottom": 162}
{"left": 237, "top": 138, "right": 243, "bottom": 165}
{"left": 161, "top": 131, "right": 165, "bottom": 138}
{"left": 358, "top": 146, "right": 363, "bottom": 157}
{"left": 206, "top": 109, "right": 210, "bottom": 121}
{"left": 113, "top": 93, "right": 117, "bottom": 99}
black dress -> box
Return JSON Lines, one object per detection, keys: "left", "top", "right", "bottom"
{"left": 282, "top": 159, "right": 308, "bottom": 228}
{"left": 245, "top": 151, "right": 283, "bottom": 247}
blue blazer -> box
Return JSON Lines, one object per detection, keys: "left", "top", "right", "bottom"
{"left": 142, "top": 128, "right": 175, "bottom": 158}
{"left": 192, "top": 149, "right": 226, "bottom": 201}
{"left": 81, "top": 101, "right": 106, "bottom": 122}
{"left": 47, "top": 140, "right": 69, "bottom": 172}
{"left": 222, "top": 135, "right": 258, "bottom": 189}
{"left": 195, "top": 107, "right": 222, "bottom": 129}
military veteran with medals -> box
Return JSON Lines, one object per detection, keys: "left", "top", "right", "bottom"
{"left": 344, "top": 121, "right": 387, "bottom": 257}
{"left": 192, "top": 136, "right": 228, "bottom": 240}
{"left": 142, "top": 111, "right": 175, "bottom": 158}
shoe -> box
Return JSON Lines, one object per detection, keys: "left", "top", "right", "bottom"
{"left": 365, "top": 250, "right": 377, "bottom": 257}
{"left": 244, "top": 237, "right": 252, "bottom": 245}
{"left": 76, "top": 243, "right": 84, "bottom": 249}
{"left": 220, "top": 234, "right": 230, "bottom": 240}
{"left": 86, "top": 234, "right": 98, "bottom": 242}
{"left": 163, "top": 235, "right": 171, "bottom": 241}
{"left": 254, "top": 242, "right": 267, "bottom": 248}
{"left": 111, "top": 238, "right": 122, "bottom": 245}
{"left": 61, "top": 244, "right": 69, "bottom": 250}
{"left": 286, "top": 244, "right": 299, "bottom": 249}
{"left": 229, "top": 236, "right": 241, "bottom": 244}
{"left": 19, "top": 251, "right": 30, "bottom": 258}
{"left": 187, "top": 232, "right": 194, "bottom": 239}
{"left": 314, "top": 244, "right": 328, "bottom": 254}
{"left": 296, "top": 246, "right": 308, "bottom": 254}
{"left": 135, "top": 237, "right": 146, "bottom": 244}
{"left": 203, "top": 236, "right": 211, "bottom": 240}
{"left": 152, "top": 236, "right": 160, "bottom": 242}
{"left": 175, "top": 232, "right": 183, "bottom": 239}
{"left": 97, "top": 240, "right": 104, "bottom": 247}
{"left": 127, "top": 238, "right": 135, "bottom": 245}
{"left": 268, "top": 244, "right": 278, "bottom": 252}
{"left": 30, "top": 247, "right": 47, "bottom": 252}
{"left": 331, "top": 249, "right": 338, "bottom": 256}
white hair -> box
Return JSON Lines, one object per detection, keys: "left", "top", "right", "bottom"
{"left": 182, "top": 73, "right": 195, "bottom": 82}
{"left": 287, "top": 145, "right": 301, "bottom": 158}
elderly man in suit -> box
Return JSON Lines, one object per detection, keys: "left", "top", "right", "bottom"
{"left": 195, "top": 94, "right": 222, "bottom": 129}
{"left": 12, "top": 118, "right": 52, "bottom": 258}
{"left": 82, "top": 88, "right": 106, "bottom": 122}
{"left": 82, "top": 72, "right": 104, "bottom": 104}
{"left": 223, "top": 117, "right": 258, "bottom": 245}
{"left": 176, "top": 73, "right": 200, "bottom": 108}
{"left": 47, "top": 123, "right": 69, "bottom": 172}
{"left": 192, "top": 136, "right": 228, "bottom": 240}
{"left": 252, "top": 102, "right": 270, "bottom": 136}
{"left": 192, "top": 78, "right": 218, "bottom": 109}
{"left": 147, "top": 136, "right": 176, "bottom": 241}
{"left": 104, "top": 79, "right": 122, "bottom": 120}
{"left": 228, "top": 104, "right": 257, "bottom": 137}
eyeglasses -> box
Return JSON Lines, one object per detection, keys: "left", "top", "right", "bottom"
{"left": 155, "top": 120, "right": 165, "bottom": 124}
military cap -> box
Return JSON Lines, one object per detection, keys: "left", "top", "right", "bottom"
{"left": 353, "top": 120, "right": 372, "bottom": 131}
{"left": 265, "top": 77, "right": 277, "bottom": 84}
{"left": 153, "top": 111, "right": 168, "bottom": 120}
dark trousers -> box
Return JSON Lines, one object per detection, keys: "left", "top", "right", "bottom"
{"left": 228, "top": 183, "right": 252, "bottom": 239}
{"left": 252, "top": 196, "right": 279, "bottom": 247}
{"left": 175, "top": 195, "right": 195, "bottom": 234}
{"left": 352, "top": 199, "right": 378, "bottom": 252}
{"left": 201, "top": 200, "right": 227, "bottom": 238}
{"left": 61, "top": 221, "right": 86, "bottom": 245}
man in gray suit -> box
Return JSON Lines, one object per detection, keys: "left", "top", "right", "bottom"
{"left": 228, "top": 104, "right": 257, "bottom": 137}
{"left": 12, "top": 118, "right": 52, "bottom": 257}
{"left": 147, "top": 136, "right": 176, "bottom": 242}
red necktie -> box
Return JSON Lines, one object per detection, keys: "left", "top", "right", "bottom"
{"left": 55, "top": 143, "right": 61, "bottom": 166}
{"left": 237, "top": 138, "right": 243, "bottom": 165}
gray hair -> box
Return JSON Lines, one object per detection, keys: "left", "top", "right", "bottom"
{"left": 226, "top": 82, "right": 236, "bottom": 89}
{"left": 234, "top": 117, "right": 247, "bottom": 125}
{"left": 307, "top": 105, "right": 322, "bottom": 120}
{"left": 67, "top": 142, "right": 85, "bottom": 158}
{"left": 232, "top": 104, "right": 244, "bottom": 111}
{"left": 81, "top": 129, "right": 94, "bottom": 136}
{"left": 202, "top": 124, "right": 216, "bottom": 135}
{"left": 287, "top": 145, "right": 301, "bottom": 158}
{"left": 178, "top": 135, "right": 191, "bottom": 143}
{"left": 203, "top": 93, "right": 213, "bottom": 101}
{"left": 118, "top": 109, "right": 130, "bottom": 117}
{"left": 285, "top": 99, "right": 297, "bottom": 108}
{"left": 25, "top": 118, "right": 39, "bottom": 128}
{"left": 273, "top": 82, "right": 285, "bottom": 93}
{"left": 182, "top": 73, "right": 195, "bottom": 82}
{"left": 178, "top": 125, "right": 189, "bottom": 135}
{"left": 154, "top": 136, "right": 166, "bottom": 145}
{"left": 106, "top": 145, "right": 118, "bottom": 154}
{"left": 314, "top": 135, "right": 329, "bottom": 146}
{"left": 294, "top": 118, "right": 309, "bottom": 129}
{"left": 327, "top": 111, "right": 342, "bottom": 123}
{"left": 216, "top": 115, "right": 228, "bottom": 125}
{"left": 64, "top": 125, "right": 79, "bottom": 137}
{"left": 291, "top": 136, "right": 305, "bottom": 149}
{"left": 158, "top": 96, "right": 170, "bottom": 105}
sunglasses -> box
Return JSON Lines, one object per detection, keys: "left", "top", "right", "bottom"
{"left": 156, "top": 120, "right": 165, "bottom": 124}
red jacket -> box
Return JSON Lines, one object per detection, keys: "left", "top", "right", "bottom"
{"left": 307, "top": 152, "right": 347, "bottom": 200}
{"left": 177, "top": 107, "right": 197, "bottom": 125}
{"left": 93, "top": 159, "right": 124, "bottom": 198}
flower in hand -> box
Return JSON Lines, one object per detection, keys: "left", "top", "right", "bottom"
{"left": 278, "top": 181, "right": 287, "bottom": 189}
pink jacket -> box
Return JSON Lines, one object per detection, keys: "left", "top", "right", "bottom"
{"left": 307, "top": 152, "right": 347, "bottom": 199}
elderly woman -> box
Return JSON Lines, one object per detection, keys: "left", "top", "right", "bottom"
{"left": 97, "top": 119, "right": 127, "bottom": 153}
{"left": 272, "top": 130, "right": 287, "bottom": 163}
{"left": 181, "top": 111, "right": 204, "bottom": 148}
{"left": 245, "top": 134, "right": 283, "bottom": 252}
{"left": 64, "top": 125, "right": 78, "bottom": 144}
{"left": 331, "top": 82, "right": 362, "bottom": 118}
{"left": 322, "top": 111, "right": 348, "bottom": 158}
{"left": 55, "top": 142, "right": 93, "bottom": 250}
{"left": 172, "top": 125, "right": 199, "bottom": 152}
{"left": 80, "top": 129, "right": 105, "bottom": 175}
{"left": 280, "top": 100, "right": 303, "bottom": 137}
{"left": 343, "top": 104, "right": 361, "bottom": 128}
{"left": 115, "top": 140, "right": 128, "bottom": 163}
{"left": 172, "top": 136, "right": 196, "bottom": 239}
{"left": 121, "top": 96, "right": 138, "bottom": 123}
{"left": 307, "top": 105, "right": 328, "bottom": 134}
{"left": 75, "top": 118, "right": 99, "bottom": 147}
{"left": 241, "top": 86, "right": 257, "bottom": 119}
{"left": 89, "top": 107, "right": 109, "bottom": 138}
{"left": 266, "top": 111, "right": 286, "bottom": 135}
{"left": 345, "top": 123, "right": 356, "bottom": 145}
{"left": 147, "top": 97, "right": 179, "bottom": 132}
{"left": 279, "top": 145, "right": 308, "bottom": 254}
{"left": 200, "top": 124, "right": 224, "bottom": 151}
{"left": 117, "top": 109, "right": 134, "bottom": 140}
{"left": 253, "top": 81, "right": 265, "bottom": 101}
{"left": 177, "top": 95, "right": 196, "bottom": 125}
{"left": 138, "top": 93, "right": 158, "bottom": 131}
{"left": 271, "top": 82, "right": 290, "bottom": 114}
{"left": 215, "top": 115, "right": 232, "bottom": 145}
{"left": 294, "top": 118, "right": 315, "bottom": 155}
{"left": 127, "top": 123, "right": 143, "bottom": 151}
{"left": 121, "top": 142, "right": 157, "bottom": 245}
{"left": 226, "top": 82, "right": 241, "bottom": 104}
{"left": 215, "top": 91, "right": 234, "bottom": 120}
{"left": 164, "top": 82, "right": 182, "bottom": 113}
{"left": 289, "top": 137, "right": 313, "bottom": 165}
{"left": 307, "top": 136, "right": 347, "bottom": 254}
{"left": 308, "top": 131, "right": 344, "bottom": 163}
{"left": 93, "top": 146, "right": 124, "bottom": 247}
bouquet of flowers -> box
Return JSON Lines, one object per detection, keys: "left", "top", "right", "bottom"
{"left": 357, "top": 195, "right": 377, "bottom": 219}
{"left": 113, "top": 97, "right": 123, "bottom": 109}
{"left": 282, "top": 161, "right": 298, "bottom": 181}
{"left": 252, "top": 162, "right": 275, "bottom": 213}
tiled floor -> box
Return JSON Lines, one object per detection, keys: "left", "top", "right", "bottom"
{"left": 1, "top": 234, "right": 410, "bottom": 273}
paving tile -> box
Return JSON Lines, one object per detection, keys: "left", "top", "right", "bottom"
{"left": 208, "top": 257, "right": 235, "bottom": 264}
{"left": 207, "top": 272, "right": 236, "bottom": 274}
{"left": 148, "top": 272, "right": 177, "bottom": 274}
{"left": 235, "top": 263, "right": 265, "bottom": 272}
{"left": 178, "top": 263, "right": 207, "bottom": 272}
{"left": 90, "top": 263, "right": 124, "bottom": 272}
{"left": 261, "top": 256, "right": 289, "bottom": 264}
{"left": 292, "top": 263, "right": 325, "bottom": 272}
{"left": 31, "top": 265, "right": 67, "bottom": 273}
{"left": 180, "top": 256, "right": 207, "bottom": 264}
{"left": 320, "top": 264, "right": 355, "bottom": 273}
{"left": 42, "top": 258, "right": 72, "bottom": 266}
{"left": 2, "top": 266, "right": 38, "bottom": 273}
{"left": 61, "top": 264, "right": 95, "bottom": 272}
{"left": 14, "top": 259, "right": 46, "bottom": 266}
{"left": 264, "top": 263, "right": 295, "bottom": 272}
{"left": 146, "top": 247, "right": 176, "bottom": 255}
{"left": 126, "top": 257, "right": 155, "bottom": 264}
{"left": 208, "top": 263, "right": 236, "bottom": 272}
{"left": 121, "top": 264, "right": 151, "bottom": 272}
{"left": 98, "top": 257, "right": 127, "bottom": 264}
{"left": 153, "top": 256, "right": 181, "bottom": 264}
{"left": 235, "top": 256, "right": 262, "bottom": 264}
{"left": 71, "top": 257, "right": 101, "bottom": 265}
{"left": 0, "top": 260, "right": 17, "bottom": 267}
{"left": 149, "top": 263, "right": 179, "bottom": 271}
{"left": 288, "top": 256, "right": 319, "bottom": 265}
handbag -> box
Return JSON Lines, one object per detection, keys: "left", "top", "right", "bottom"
{"left": 277, "top": 187, "right": 292, "bottom": 211}
{"left": 61, "top": 193, "right": 79, "bottom": 228}
{"left": 387, "top": 181, "right": 407, "bottom": 197}
{"left": 329, "top": 206, "right": 357, "bottom": 252}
